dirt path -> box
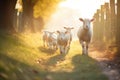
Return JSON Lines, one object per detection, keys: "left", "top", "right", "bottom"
{"left": 89, "top": 48, "right": 120, "bottom": 80}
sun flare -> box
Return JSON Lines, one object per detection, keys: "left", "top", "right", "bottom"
{"left": 45, "top": 0, "right": 109, "bottom": 39}
{"left": 59, "top": 0, "right": 109, "bottom": 18}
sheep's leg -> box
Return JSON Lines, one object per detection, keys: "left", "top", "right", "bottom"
{"left": 66, "top": 40, "right": 70, "bottom": 49}
{"left": 80, "top": 41, "right": 85, "bottom": 55}
{"left": 68, "top": 38, "right": 72, "bottom": 48}
{"left": 86, "top": 42, "right": 89, "bottom": 55}
{"left": 64, "top": 46, "right": 68, "bottom": 54}
{"left": 59, "top": 46, "right": 64, "bottom": 54}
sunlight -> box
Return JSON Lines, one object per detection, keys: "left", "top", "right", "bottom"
{"left": 45, "top": 0, "right": 109, "bottom": 39}
{"left": 59, "top": 0, "right": 109, "bottom": 18}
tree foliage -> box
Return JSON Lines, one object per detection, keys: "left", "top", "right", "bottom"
{"left": 34, "top": 0, "right": 62, "bottom": 21}
{"left": 0, "top": 0, "right": 62, "bottom": 32}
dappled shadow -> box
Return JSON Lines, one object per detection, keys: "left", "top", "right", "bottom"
{"left": 0, "top": 53, "right": 46, "bottom": 80}
{"left": 44, "top": 54, "right": 107, "bottom": 80}
{"left": 72, "top": 54, "right": 96, "bottom": 71}
{"left": 71, "top": 54, "right": 107, "bottom": 80}
{"left": 0, "top": 52, "right": 108, "bottom": 80}
{"left": 46, "top": 53, "right": 67, "bottom": 66}
{"left": 38, "top": 46, "right": 56, "bottom": 54}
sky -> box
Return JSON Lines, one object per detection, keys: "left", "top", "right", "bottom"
{"left": 44, "top": 0, "right": 110, "bottom": 39}
{"left": 58, "top": 0, "right": 109, "bottom": 18}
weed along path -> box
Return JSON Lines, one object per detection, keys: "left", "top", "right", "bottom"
{"left": 1, "top": 33, "right": 119, "bottom": 80}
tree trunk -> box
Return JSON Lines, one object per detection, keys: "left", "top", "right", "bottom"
{"left": 22, "top": 0, "right": 35, "bottom": 32}
{"left": 0, "top": 0, "right": 17, "bottom": 33}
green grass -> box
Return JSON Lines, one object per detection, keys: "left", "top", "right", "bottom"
{"left": 0, "top": 32, "right": 108, "bottom": 80}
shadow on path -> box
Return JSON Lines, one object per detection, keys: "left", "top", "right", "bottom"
{"left": 38, "top": 46, "right": 56, "bottom": 54}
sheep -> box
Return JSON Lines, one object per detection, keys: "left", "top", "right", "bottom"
{"left": 77, "top": 18, "right": 94, "bottom": 55}
{"left": 57, "top": 29, "right": 73, "bottom": 54}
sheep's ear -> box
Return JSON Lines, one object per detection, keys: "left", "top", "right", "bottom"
{"left": 90, "top": 18, "right": 94, "bottom": 22}
{"left": 79, "top": 18, "right": 84, "bottom": 22}
{"left": 65, "top": 31, "right": 68, "bottom": 34}
{"left": 42, "top": 30, "right": 48, "bottom": 33}
{"left": 57, "top": 31, "right": 60, "bottom": 34}
{"left": 64, "top": 27, "right": 67, "bottom": 29}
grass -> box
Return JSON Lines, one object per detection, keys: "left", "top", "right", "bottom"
{"left": 0, "top": 31, "right": 108, "bottom": 80}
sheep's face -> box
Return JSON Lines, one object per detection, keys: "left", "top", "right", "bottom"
{"left": 79, "top": 18, "right": 94, "bottom": 30}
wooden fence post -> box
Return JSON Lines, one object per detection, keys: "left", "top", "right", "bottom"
{"left": 100, "top": 5, "right": 105, "bottom": 42}
{"left": 116, "top": 0, "right": 120, "bottom": 43}
{"left": 110, "top": 0, "right": 116, "bottom": 42}
{"left": 104, "top": 3, "right": 111, "bottom": 41}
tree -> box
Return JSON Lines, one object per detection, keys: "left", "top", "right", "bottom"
{"left": 0, "top": 0, "right": 17, "bottom": 32}
{"left": 21, "top": 0, "right": 37, "bottom": 32}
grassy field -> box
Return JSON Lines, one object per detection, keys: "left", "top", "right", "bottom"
{"left": 0, "top": 32, "right": 108, "bottom": 80}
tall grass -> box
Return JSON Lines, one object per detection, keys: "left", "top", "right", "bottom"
{"left": 0, "top": 32, "right": 108, "bottom": 80}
